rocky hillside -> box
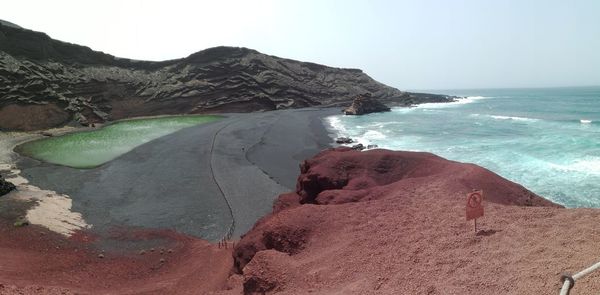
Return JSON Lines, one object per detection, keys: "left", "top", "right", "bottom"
{"left": 0, "top": 21, "right": 453, "bottom": 131}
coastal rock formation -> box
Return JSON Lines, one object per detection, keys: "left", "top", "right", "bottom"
{"left": 233, "top": 148, "right": 566, "bottom": 294}
{"left": 0, "top": 21, "right": 453, "bottom": 131}
{"left": 0, "top": 176, "right": 15, "bottom": 196}
{"left": 343, "top": 93, "right": 391, "bottom": 115}
{"left": 335, "top": 137, "right": 354, "bottom": 144}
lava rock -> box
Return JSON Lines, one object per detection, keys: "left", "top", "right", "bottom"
{"left": 343, "top": 93, "right": 391, "bottom": 115}
{"left": 335, "top": 137, "right": 354, "bottom": 144}
{"left": 0, "top": 24, "right": 454, "bottom": 131}
{"left": 0, "top": 176, "right": 16, "bottom": 196}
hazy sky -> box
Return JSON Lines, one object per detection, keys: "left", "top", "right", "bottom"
{"left": 2, "top": 0, "right": 599, "bottom": 90}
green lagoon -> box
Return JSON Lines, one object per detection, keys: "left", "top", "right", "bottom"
{"left": 18, "top": 115, "right": 221, "bottom": 169}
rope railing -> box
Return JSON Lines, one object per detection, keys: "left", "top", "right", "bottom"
{"left": 559, "top": 260, "right": 600, "bottom": 294}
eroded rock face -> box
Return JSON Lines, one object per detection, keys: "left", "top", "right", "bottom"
{"left": 0, "top": 103, "right": 70, "bottom": 130}
{"left": 343, "top": 93, "right": 391, "bottom": 115}
{"left": 0, "top": 23, "right": 454, "bottom": 131}
{"left": 0, "top": 176, "right": 16, "bottom": 196}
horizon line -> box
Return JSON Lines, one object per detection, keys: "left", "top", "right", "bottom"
{"left": 409, "top": 85, "right": 600, "bottom": 92}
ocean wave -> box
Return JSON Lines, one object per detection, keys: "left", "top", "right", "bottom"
{"left": 390, "top": 107, "right": 417, "bottom": 113}
{"left": 417, "top": 96, "right": 488, "bottom": 109}
{"left": 337, "top": 130, "right": 389, "bottom": 147}
{"left": 580, "top": 119, "right": 592, "bottom": 124}
{"left": 325, "top": 116, "right": 347, "bottom": 133}
{"left": 369, "top": 121, "right": 402, "bottom": 128}
{"left": 489, "top": 115, "right": 539, "bottom": 122}
{"left": 550, "top": 157, "right": 600, "bottom": 175}
{"left": 363, "top": 130, "right": 387, "bottom": 140}
{"left": 469, "top": 114, "right": 539, "bottom": 122}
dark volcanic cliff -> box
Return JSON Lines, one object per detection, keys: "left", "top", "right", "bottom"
{"left": 0, "top": 21, "right": 453, "bottom": 131}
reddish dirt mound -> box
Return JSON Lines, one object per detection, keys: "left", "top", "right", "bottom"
{"left": 0, "top": 218, "right": 233, "bottom": 294}
{"left": 233, "top": 148, "right": 600, "bottom": 294}
{"left": 295, "top": 147, "right": 557, "bottom": 207}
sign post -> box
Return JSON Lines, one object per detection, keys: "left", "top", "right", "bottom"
{"left": 466, "top": 190, "right": 484, "bottom": 233}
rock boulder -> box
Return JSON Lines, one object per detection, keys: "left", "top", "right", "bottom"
{"left": 0, "top": 175, "right": 16, "bottom": 196}
{"left": 343, "top": 93, "right": 391, "bottom": 115}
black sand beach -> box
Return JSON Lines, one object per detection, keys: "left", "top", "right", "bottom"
{"left": 17, "top": 108, "right": 337, "bottom": 242}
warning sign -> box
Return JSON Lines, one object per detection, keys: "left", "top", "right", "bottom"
{"left": 466, "top": 190, "right": 484, "bottom": 221}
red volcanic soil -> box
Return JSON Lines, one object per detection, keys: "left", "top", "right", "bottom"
{"left": 5, "top": 148, "right": 600, "bottom": 294}
{"left": 233, "top": 148, "right": 600, "bottom": 294}
{"left": 0, "top": 219, "right": 234, "bottom": 294}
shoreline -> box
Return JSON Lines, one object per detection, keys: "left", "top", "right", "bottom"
{"left": 3, "top": 107, "right": 600, "bottom": 293}
{"left": 8, "top": 107, "right": 339, "bottom": 243}
{"left": 0, "top": 107, "right": 338, "bottom": 293}
{"left": 1, "top": 126, "right": 95, "bottom": 237}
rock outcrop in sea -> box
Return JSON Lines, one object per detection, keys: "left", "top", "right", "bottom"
{"left": 343, "top": 93, "right": 391, "bottom": 115}
{"left": 0, "top": 21, "right": 453, "bottom": 131}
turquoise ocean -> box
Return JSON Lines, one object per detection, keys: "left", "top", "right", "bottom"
{"left": 326, "top": 86, "right": 600, "bottom": 207}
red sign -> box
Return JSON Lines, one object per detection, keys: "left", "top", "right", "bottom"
{"left": 466, "top": 190, "right": 484, "bottom": 220}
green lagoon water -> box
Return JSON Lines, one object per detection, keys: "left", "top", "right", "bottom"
{"left": 18, "top": 115, "right": 221, "bottom": 168}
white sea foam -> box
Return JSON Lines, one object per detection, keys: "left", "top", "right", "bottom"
{"left": 489, "top": 115, "right": 539, "bottom": 122}
{"left": 580, "top": 119, "right": 592, "bottom": 124}
{"left": 348, "top": 130, "right": 388, "bottom": 147}
{"left": 363, "top": 130, "right": 387, "bottom": 140}
{"left": 370, "top": 121, "right": 402, "bottom": 128}
{"left": 325, "top": 116, "right": 347, "bottom": 134}
{"left": 550, "top": 157, "right": 600, "bottom": 175}
{"left": 417, "top": 96, "right": 488, "bottom": 109}
{"left": 469, "top": 113, "right": 539, "bottom": 122}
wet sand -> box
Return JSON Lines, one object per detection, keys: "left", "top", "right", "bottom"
{"left": 1, "top": 127, "right": 93, "bottom": 237}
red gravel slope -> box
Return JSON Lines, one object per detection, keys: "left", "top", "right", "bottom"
{"left": 0, "top": 220, "right": 233, "bottom": 294}
{"left": 233, "top": 148, "right": 600, "bottom": 295}
{"left": 5, "top": 148, "right": 600, "bottom": 294}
